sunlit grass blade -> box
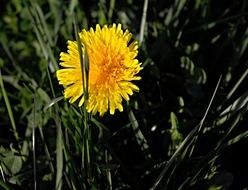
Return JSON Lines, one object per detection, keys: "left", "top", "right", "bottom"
{"left": 227, "top": 67, "right": 248, "bottom": 100}
{"left": 32, "top": 97, "right": 37, "bottom": 190}
{"left": 217, "top": 90, "right": 248, "bottom": 125}
{"left": 44, "top": 96, "right": 64, "bottom": 111}
{"left": 224, "top": 129, "right": 248, "bottom": 148}
{"left": 0, "top": 165, "right": 5, "bottom": 183}
{"left": 139, "top": 0, "right": 148, "bottom": 45}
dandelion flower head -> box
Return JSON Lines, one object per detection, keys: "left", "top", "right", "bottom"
{"left": 56, "top": 23, "right": 142, "bottom": 116}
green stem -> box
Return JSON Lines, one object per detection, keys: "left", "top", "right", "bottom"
{"left": 85, "top": 120, "right": 91, "bottom": 180}
{"left": 73, "top": 13, "right": 92, "bottom": 185}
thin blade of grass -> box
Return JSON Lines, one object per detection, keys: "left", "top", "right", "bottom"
{"left": 32, "top": 96, "right": 37, "bottom": 190}
{"left": 227, "top": 67, "right": 248, "bottom": 100}
{"left": 139, "top": 0, "right": 148, "bottom": 45}
{"left": 108, "top": 0, "right": 115, "bottom": 22}
{"left": 225, "top": 26, "right": 248, "bottom": 101}
{"left": 44, "top": 96, "right": 64, "bottom": 111}
{"left": 217, "top": 90, "right": 248, "bottom": 125}
{"left": 105, "top": 150, "right": 112, "bottom": 190}
{"left": 0, "top": 70, "right": 19, "bottom": 140}
{"left": 38, "top": 126, "right": 55, "bottom": 174}
{"left": 32, "top": 1, "right": 53, "bottom": 47}
{"left": 62, "top": 117, "right": 84, "bottom": 189}
{"left": 55, "top": 116, "right": 63, "bottom": 190}
{"left": 223, "top": 129, "right": 248, "bottom": 148}
{"left": 98, "top": 0, "right": 107, "bottom": 25}
{"left": 0, "top": 165, "right": 5, "bottom": 182}
{"left": 73, "top": 13, "right": 92, "bottom": 183}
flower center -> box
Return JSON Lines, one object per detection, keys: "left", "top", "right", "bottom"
{"left": 89, "top": 46, "right": 125, "bottom": 87}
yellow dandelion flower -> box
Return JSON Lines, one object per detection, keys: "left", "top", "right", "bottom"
{"left": 56, "top": 23, "right": 142, "bottom": 116}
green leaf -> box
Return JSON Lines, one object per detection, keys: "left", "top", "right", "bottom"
{"left": 0, "top": 146, "right": 22, "bottom": 175}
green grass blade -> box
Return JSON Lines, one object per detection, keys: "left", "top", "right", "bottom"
{"left": 44, "top": 96, "right": 64, "bottom": 111}
{"left": 217, "top": 90, "right": 248, "bottom": 125}
{"left": 227, "top": 67, "right": 248, "bottom": 100}
{"left": 98, "top": 0, "right": 107, "bottom": 25}
{"left": 139, "top": 0, "right": 148, "bottom": 45}
{"left": 55, "top": 117, "right": 63, "bottom": 190}
{"left": 32, "top": 97, "right": 37, "bottom": 190}
{"left": 0, "top": 165, "right": 5, "bottom": 182}
{"left": 105, "top": 150, "right": 112, "bottom": 190}
{"left": 0, "top": 70, "right": 19, "bottom": 140}
{"left": 38, "top": 126, "right": 55, "bottom": 174}
{"left": 32, "top": 1, "right": 53, "bottom": 47}
{"left": 224, "top": 130, "right": 248, "bottom": 148}
{"left": 73, "top": 13, "right": 92, "bottom": 184}
{"left": 108, "top": 0, "right": 115, "bottom": 22}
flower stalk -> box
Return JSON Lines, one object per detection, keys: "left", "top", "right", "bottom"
{"left": 73, "top": 15, "right": 92, "bottom": 183}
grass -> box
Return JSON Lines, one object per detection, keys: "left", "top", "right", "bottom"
{"left": 0, "top": 0, "right": 248, "bottom": 189}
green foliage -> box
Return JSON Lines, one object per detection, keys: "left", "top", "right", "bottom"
{"left": 0, "top": 146, "right": 22, "bottom": 176}
{"left": 0, "top": 0, "right": 248, "bottom": 189}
